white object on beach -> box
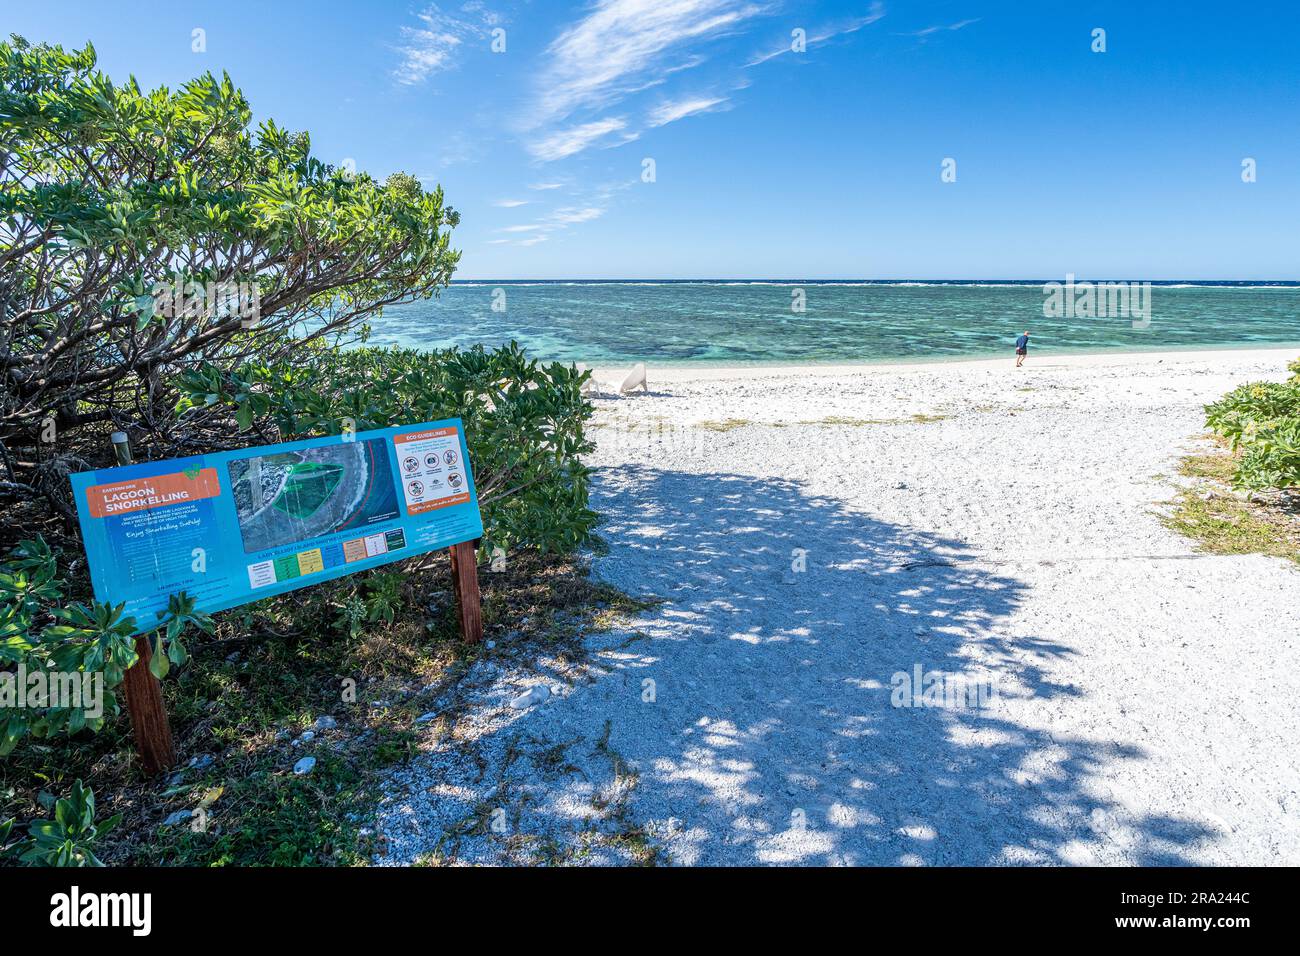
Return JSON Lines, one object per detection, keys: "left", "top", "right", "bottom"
{"left": 509, "top": 685, "right": 551, "bottom": 710}
{"left": 576, "top": 362, "right": 623, "bottom": 397}
{"left": 619, "top": 362, "right": 647, "bottom": 394}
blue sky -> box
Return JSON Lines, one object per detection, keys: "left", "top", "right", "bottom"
{"left": 8, "top": 1, "right": 1300, "bottom": 279}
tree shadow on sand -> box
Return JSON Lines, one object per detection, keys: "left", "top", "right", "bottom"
{"left": 379, "top": 465, "right": 1220, "bottom": 866}
{"left": 555, "top": 465, "right": 1218, "bottom": 866}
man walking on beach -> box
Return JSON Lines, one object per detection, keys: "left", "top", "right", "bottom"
{"left": 1014, "top": 330, "right": 1030, "bottom": 367}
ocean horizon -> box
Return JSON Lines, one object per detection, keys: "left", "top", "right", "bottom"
{"left": 443, "top": 279, "right": 1300, "bottom": 285}
{"left": 370, "top": 280, "right": 1300, "bottom": 365}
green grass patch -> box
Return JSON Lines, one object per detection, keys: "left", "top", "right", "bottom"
{"left": 1176, "top": 444, "right": 1238, "bottom": 483}
{"left": 811, "top": 413, "right": 948, "bottom": 426}
{"left": 695, "top": 418, "right": 764, "bottom": 432}
{"left": 1162, "top": 449, "right": 1300, "bottom": 565}
{"left": 696, "top": 413, "right": 947, "bottom": 431}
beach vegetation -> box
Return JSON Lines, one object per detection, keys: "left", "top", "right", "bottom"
{"left": 0, "top": 778, "right": 118, "bottom": 866}
{"left": 0, "top": 35, "right": 458, "bottom": 519}
{"left": 1204, "top": 359, "right": 1300, "bottom": 492}
{"left": 0, "top": 536, "right": 210, "bottom": 756}
{"left": 0, "top": 38, "right": 603, "bottom": 864}
{"left": 695, "top": 413, "right": 948, "bottom": 431}
{"left": 1163, "top": 483, "right": 1298, "bottom": 564}
{"left": 174, "top": 343, "right": 596, "bottom": 555}
{"left": 0, "top": 542, "right": 638, "bottom": 865}
{"left": 1162, "top": 446, "right": 1299, "bottom": 564}
{"left": 696, "top": 418, "right": 760, "bottom": 432}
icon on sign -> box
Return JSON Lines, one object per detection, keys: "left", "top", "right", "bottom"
{"left": 424, "top": 453, "right": 440, "bottom": 468}
{"left": 447, "top": 472, "right": 463, "bottom": 489}
{"left": 443, "top": 449, "right": 459, "bottom": 466}
{"left": 407, "top": 480, "right": 424, "bottom": 496}
{"left": 403, "top": 456, "right": 419, "bottom": 473}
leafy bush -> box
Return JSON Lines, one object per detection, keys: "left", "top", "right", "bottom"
{"left": 1, "top": 38, "right": 599, "bottom": 865}
{"left": 0, "top": 779, "right": 118, "bottom": 866}
{"left": 1205, "top": 358, "right": 1300, "bottom": 492}
{"left": 0, "top": 35, "right": 603, "bottom": 870}
{"left": 0, "top": 36, "right": 458, "bottom": 517}
{"left": 174, "top": 342, "right": 598, "bottom": 554}
{"left": 2, "top": 37, "right": 594, "bottom": 765}
{"left": 0, "top": 537, "right": 208, "bottom": 755}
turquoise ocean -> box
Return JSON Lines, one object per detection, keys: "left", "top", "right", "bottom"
{"left": 368, "top": 281, "right": 1300, "bottom": 365}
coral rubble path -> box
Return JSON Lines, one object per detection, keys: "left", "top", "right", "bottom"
{"left": 376, "top": 349, "right": 1300, "bottom": 865}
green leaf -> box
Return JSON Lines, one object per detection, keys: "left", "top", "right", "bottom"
{"left": 148, "top": 641, "right": 170, "bottom": 680}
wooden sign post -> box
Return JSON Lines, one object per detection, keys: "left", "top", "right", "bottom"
{"left": 121, "top": 634, "right": 177, "bottom": 775}
{"left": 448, "top": 539, "right": 483, "bottom": 644}
{"left": 116, "top": 537, "right": 480, "bottom": 772}
{"left": 111, "top": 432, "right": 177, "bottom": 775}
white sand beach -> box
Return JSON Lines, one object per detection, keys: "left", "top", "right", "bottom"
{"left": 377, "top": 347, "right": 1300, "bottom": 865}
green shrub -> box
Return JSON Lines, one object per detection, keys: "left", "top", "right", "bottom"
{"left": 0, "top": 537, "right": 209, "bottom": 756}
{"left": 0, "top": 35, "right": 458, "bottom": 518}
{"left": 173, "top": 342, "right": 598, "bottom": 555}
{"left": 1, "top": 36, "right": 598, "bottom": 861}
{"left": 1205, "top": 359, "right": 1300, "bottom": 492}
{"left": 0, "top": 779, "right": 118, "bottom": 866}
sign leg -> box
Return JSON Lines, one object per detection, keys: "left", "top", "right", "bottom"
{"left": 121, "top": 635, "right": 177, "bottom": 775}
{"left": 448, "top": 540, "right": 483, "bottom": 644}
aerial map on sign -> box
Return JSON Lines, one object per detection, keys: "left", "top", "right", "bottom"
{"left": 227, "top": 437, "right": 399, "bottom": 553}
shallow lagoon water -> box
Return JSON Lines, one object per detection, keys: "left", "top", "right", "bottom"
{"left": 368, "top": 281, "right": 1300, "bottom": 364}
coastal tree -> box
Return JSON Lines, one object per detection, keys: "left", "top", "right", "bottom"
{"left": 0, "top": 35, "right": 599, "bottom": 779}
{"left": 0, "top": 35, "right": 460, "bottom": 517}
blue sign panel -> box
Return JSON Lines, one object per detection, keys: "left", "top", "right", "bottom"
{"left": 70, "top": 420, "right": 483, "bottom": 632}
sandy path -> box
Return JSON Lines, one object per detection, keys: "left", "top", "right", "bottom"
{"left": 376, "top": 348, "right": 1300, "bottom": 866}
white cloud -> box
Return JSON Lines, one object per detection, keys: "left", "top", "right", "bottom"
{"left": 905, "top": 17, "right": 980, "bottom": 39}
{"left": 525, "top": 0, "right": 769, "bottom": 157}
{"left": 492, "top": 234, "right": 550, "bottom": 248}
{"left": 747, "top": 2, "right": 886, "bottom": 66}
{"left": 667, "top": 53, "right": 709, "bottom": 75}
{"left": 608, "top": 130, "right": 641, "bottom": 148}
{"left": 538, "top": 0, "right": 766, "bottom": 120}
{"left": 393, "top": 3, "right": 503, "bottom": 86}
{"left": 529, "top": 182, "right": 565, "bottom": 190}
{"left": 493, "top": 198, "right": 530, "bottom": 207}
{"left": 493, "top": 204, "right": 607, "bottom": 246}
{"left": 460, "top": 0, "right": 503, "bottom": 27}
{"left": 529, "top": 117, "right": 628, "bottom": 161}
{"left": 648, "top": 94, "right": 728, "bottom": 127}
{"left": 394, "top": 30, "right": 462, "bottom": 86}
{"left": 547, "top": 206, "right": 605, "bottom": 225}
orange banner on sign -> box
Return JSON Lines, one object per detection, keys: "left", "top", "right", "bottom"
{"left": 394, "top": 427, "right": 458, "bottom": 444}
{"left": 85, "top": 469, "right": 222, "bottom": 518}
{"left": 407, "top": 491, "right": 471, "bottom": 515}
